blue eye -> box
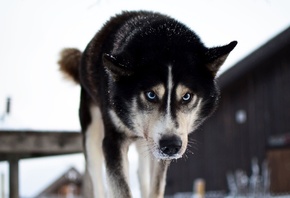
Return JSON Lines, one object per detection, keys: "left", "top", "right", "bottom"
{"left": 145, "top": 91, "right": 157, "bottom": 101}
{"left": 182, "top": 93, "right": 192, "bottom": 102}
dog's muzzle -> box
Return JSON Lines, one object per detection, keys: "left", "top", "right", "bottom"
{"left": 159, "top": 135, "right": 182, "bottom": 156}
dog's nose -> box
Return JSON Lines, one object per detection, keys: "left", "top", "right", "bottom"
{"left": 159, "top": 135, "right": 182, "bottom": 156}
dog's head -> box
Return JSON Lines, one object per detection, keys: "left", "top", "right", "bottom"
{"left": 103, "top": 21, "right": 237, "bottom": 160}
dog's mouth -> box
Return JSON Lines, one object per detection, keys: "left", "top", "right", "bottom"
{"left": 153, "top": 150, "right": 182, "bottom": 160}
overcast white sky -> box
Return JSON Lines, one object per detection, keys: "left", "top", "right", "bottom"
{"left": 0, "top": 0, "right": 290, "bottom": 197}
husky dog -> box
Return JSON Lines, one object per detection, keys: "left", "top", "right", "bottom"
{"left": 59, "top": 11, "right": 237, "bottom": 198}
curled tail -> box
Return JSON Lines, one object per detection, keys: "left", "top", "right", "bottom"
{"left": 58, "top": 48, "right": 82, "bottom": 84}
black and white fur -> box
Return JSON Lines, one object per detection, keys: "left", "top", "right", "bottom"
{"left": 58, "top": 11, "right": 237, "bottom": 198}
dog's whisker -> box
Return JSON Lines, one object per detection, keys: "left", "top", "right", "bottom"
{"left": 185, "top": 148, "right": 195, "bottom": 155}
{"left": 188, "top": 139, "right": 198, "bottom": 144}
{"left": 182, "top": 153, "right": 188, "bottom": 162}
{"left": 187, "top": 144, "right": 193, "bottom": 148}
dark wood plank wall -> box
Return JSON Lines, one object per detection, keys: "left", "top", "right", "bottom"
{"left": 165, "top": 41, "right": 290, "bottom": 194}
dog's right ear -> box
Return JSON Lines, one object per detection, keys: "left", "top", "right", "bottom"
{"left": 103, "top": 53, "right": 134, "bottom": 80}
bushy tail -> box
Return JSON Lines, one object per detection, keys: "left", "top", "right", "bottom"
{"left": 58, "top": 48, "right": 82, "bottom": 84}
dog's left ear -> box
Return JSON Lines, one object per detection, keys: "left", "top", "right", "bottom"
{"left": 206, "top": 41, "right": 238, "bottom": 77}
{"left": 103, "top": 53, "right": 134, "bottom": 80}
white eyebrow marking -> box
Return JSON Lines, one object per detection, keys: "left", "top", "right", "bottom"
{"left": 166, "top": 66, "right": 173, "bottom": 118}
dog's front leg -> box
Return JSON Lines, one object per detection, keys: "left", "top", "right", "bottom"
{"left": 103, "top": 131, "right": 132, "bottom": 198}
{"left": 136, "top": 140, "right": 151, "bottom": 198}
{"left": 150, "top": 160, "right": 171, "bottom": 198}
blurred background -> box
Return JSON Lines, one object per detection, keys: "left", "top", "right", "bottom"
{"left": 0, "top": 0, "right": 290, "bottom": 197}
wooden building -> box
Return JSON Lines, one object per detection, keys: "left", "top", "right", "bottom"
{"left": 36, "top": 167, "right": 83, "bottom": 198}
{"left": 166, "top": 26, "right": 290, "bottom": 195}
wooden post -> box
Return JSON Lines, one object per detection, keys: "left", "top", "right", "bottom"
{"left": 9, "top": 159, "right": 19, "bottom": 198}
